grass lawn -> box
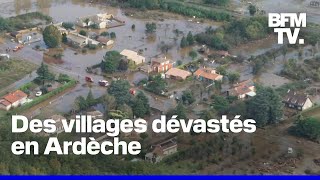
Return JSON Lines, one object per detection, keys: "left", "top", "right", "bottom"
{"left": 0, "top": 59, "right": 38, "bottom": 90}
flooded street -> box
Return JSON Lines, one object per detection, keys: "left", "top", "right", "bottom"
{"left": 0, "top": 0, "right": 220, "bottom": 114}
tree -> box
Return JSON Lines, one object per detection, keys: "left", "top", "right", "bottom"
{"left": 199, "top": 110, "right": 215, "bottom": 120}
{"left": 62, "top": 33, "right": 68, "bottom": 43}
{"left": 216, "top": 66, "right": 227, "bottom": 76}
{"left": 118, "top": 59, "right": 128, "bottom": 71}
{"left": 211, "top": 95, "right": 229, "bottom": 114}
{"left": 180, "top": 36, "right": 188, "bottom": 48}
{"left": 62, "top": 22, "right": 74, "bottom": 30}
{"left": 167, "top": 102, "right": 187, "bottom": 120}
{"left": 145, "top": 22, "right": 157, "bottom": 33}
{"left": 101, "top": 51, "right": 122, "bottom": 73}
{"left": 290, "top": 116, "right": 320, "bottom": 142}
{"left": 146, "top": 75, "right": 166, "bottom": 94}
{"left": 108, "top": 80, "right": 132, "bottom": 105}
{"left": 110, "top": 32, "right": 116, "bottom": 38}
{"left": 103, "top": 94, "right": 116, "bottom": 111}
{"left": 186, "top": 31, "right": 194, "bottom": 45}
{"left": 118, "top": 104, "right": 133, "bottom": 119}
{"left": 189, "top": 50, "right": 198, "bottom": 60}
{"left": 247, "top": 87, "right": 283, "bottom": 127}
{"left": 79, "top": 30, "right": 87, "bottom": 36}
{"left": 36, "top": 62, "right": 55, "bottom": 87}
{"left": 43, "top": 25, "right": 61, "bottom": 48}
{"left": 57, "top": 73, "right": 70, "bottom": 83}
{"left": 228, "top": 72, "right": 240, "bottom": 84}
{"left": 204, "top": 0, "right": 230, "bottom": 6}
{"left": 75, "top": 96, "right": 88, "bottom": 111}
{"left": 248, "top": 5, "right": 257, "bottom": 16}
{"left": 86, "top": 90, "right": 95, "bottom": 107}
{"left": 181, "top": 90, "right": 196, "bottom": 105}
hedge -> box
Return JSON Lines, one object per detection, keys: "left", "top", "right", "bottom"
{"left": 11, "top": 80, "right": 77, "bottom": 114}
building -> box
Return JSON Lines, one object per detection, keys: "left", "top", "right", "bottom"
{"left": 120, "top": 49, "right": 145, "bottom": 65}
{"left": 151, "top": 57, "right": 173, "bottom": 73}
{"left": 145, "top": 137, "right": 178, "bottom": 163}
{"left": 165, "top": 68, "right": 191, "bottom": 80}
{"left": 282, "top": 90, "right": 313, "bottom": 111}
{"left": 87, "top": 110, "right": 104, "bottom": 119}
{"left": 96, "top": 36, "right": 114, "bottom": 46}
{"left": 67, "top": 32, "right": 100, "bottom": 48}
{"left": 0, "top": 90, "right": 28, "bottom": 111}
{"left": 76, "top": 13, "right": 115, "bottom": 29}
{"left": 51, "top": 115, "right": 66, "bottom": 134}
{"left": 227, "top": 80, "right": 256, "bottom": 99}
{"left": 194, "top": 67, "right": 223, "bottom": 83}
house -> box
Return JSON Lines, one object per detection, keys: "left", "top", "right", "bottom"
{"left": 151, "top": 57, "right": 173, "bottom": 73}
{"left": 87, "top": 110, "right": 104, "bottom": 119}
{"left": 0, "top": 90, "right": 28, "bottom": 111}
{"left": 50, "top": 115, "right": 66, "bottom": 134}
{"left": 76, "top": 13, "right": 115, "bottom": 29}
{"left": 67, "top": 32, "right": 100, "bottom": 48}
{"left": 96, "top": 36, "right": 114, "bottom": 46}
{"left": 165, "top": 68, "right": 191, "bottom": 80}
{"left": 120, "top": 49, "right": 145, "bottom": 65}
{"left": 194, "top": 67, "right": 223, "bottom": 83}
{"left": 145, "top": 137, "right": 178, "bottom": 163}
{"left": 282, "top": 90, "right": 313, "bottom": 111}
{"left": 227, "top": 80, "right": 256, "bottom": 99}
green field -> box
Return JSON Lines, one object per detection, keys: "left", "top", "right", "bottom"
{"left": 0, "top": 59, "right": 38, "bottom": 91}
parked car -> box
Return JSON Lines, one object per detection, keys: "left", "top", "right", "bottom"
{"left": 129, "top": 88, "right": 136, "bottom": 95}
{"left": 35, "top": 91, "right": 42, "bottom": 97}
{"left": 98, "top": 80, "right": 109, "bottom": 87}
{"left": 85, "top": 76, "right": 94, "bottom": 82}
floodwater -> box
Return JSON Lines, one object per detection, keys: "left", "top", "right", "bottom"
{"left": 0, "top": 0, "right": 219, "bottom": 113}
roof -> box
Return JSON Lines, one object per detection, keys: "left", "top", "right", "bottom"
{"left": 87, "top": 110, "right": 104, "bottom": 117}
{"left": 194, "top": 68, "right": 222, "bottom": 81}
{"left": 150, "top": 137, "right": 177, "bottom": 156}
{"left": 96, "top": 36, "right": 111, "bottom": 44}
{"left": 120, "top": 49, "right": 145, "bottom": 64}
{"left": 2, "top": 90, "right": 27, "bottom": 104}
{"left": 228, "top": 80, "right": 255, "bottom": 97}
{"left": 165, "top": 68, "right": 191, "bottom": 79}
{"left": 68, "top": 33, "right": 88, "bottom": 45}
{"left": 152, "top": 57, "right": 171, "bottom": 64}
{"left": 0, "top": 99, "right": 11, "bottom": 106}
{"left": 283, "top": 90, "right": 311, "bottom": 107}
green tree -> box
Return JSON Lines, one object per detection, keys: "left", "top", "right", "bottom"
{"left": 108, "top": 80, "right": 132, "bottom": 105}
{"left": 211, "top": 95, "right": 229, "bottom": 114}
{"left": 216, "top": 66, "right": 227, "bottom": 76}
{"left": 189, "top": 50, "right": 198, "bottom": 60}
{"left": 204, "top": 0, "right": 230, "bottom": 6}
{"left": 146, "top": 75, "right": 166, "bottom": 94}
{"left": 79, "top": 30, "right": 87, "bottom": 36}
{"left": 180, "top": 36, "right": 188, "bottom": 48}
{"left": 118, "top": 104, "right": 133, "bottom": 119}
{"left": 248, "top": 4, "right": 257, "bottom": 16}
{"left": 181, "top": 90, "right": 196, "bottom": 105}
{"left": 43, "top": 25, "right": 62, "bottom": 48}
{"left": 167, "top": 102, "right": 187, "bottom": 120}
{"left": 103, "top": 94, "right": 116, "bottom": 111}
{"left": 36, "top": 62, "right": 55, "bottom": 87}
{"left": 75, "top": 96, "right": 88, "bottom": 111}
{"left": 247, "top": 87, "right": 283, "bottom": 127}
{"left": 132, "top": 92, "right": 150, "bottom": 118}
{"left": 228, "top": 72, "right": 240, "bottom": 84}
{"left": 118, "top": 59, "right": 128, "bottom": 71}
{"left": 199, "top": 110, "right": 215, "bottom": 120}
{"left": 101, "top": 51, "right": 122, "bottom": 73}
{"left": 86, "top": 90, "right": 95, "bottom": 107}
{"left": 290, "top": 116, "right": 320, "bottom": 141}
{"left": 62, "top": 33, "right": 67, "bottom": 43}
{"left": 186, "top": 31, "right": 194, "bottom": 45}
{"left": 110, "top": 32, "right": 116, "bottom": 38}
{"left": 145, "top": 22, "right": 157, "bottom": 33}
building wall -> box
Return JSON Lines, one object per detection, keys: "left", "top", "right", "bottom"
{"left": 0, "top": 104, "right": 11, "bottom": 111}
{"left": 163, "top": 146, "right": 177, "bottom": 156}
{"left": 302, "top": 98, "right": 313, "bottom": 110}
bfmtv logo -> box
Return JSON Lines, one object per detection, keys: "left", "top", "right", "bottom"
{"left": 269, "top": 13, "right": 306, "bottom": 45}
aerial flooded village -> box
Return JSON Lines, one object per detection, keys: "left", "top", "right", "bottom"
{"left": 0, "top": 0, "right": 320, "bottom": 175}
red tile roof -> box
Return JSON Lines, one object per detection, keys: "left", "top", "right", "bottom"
{"left": 0, "top": 99, "right": 11, "bottom": 106}
{"left": 2, "top": 90, "right": 27, "bottom": 104}
{"left": 194, "top": 68, "right": 222, "bottom": 81}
